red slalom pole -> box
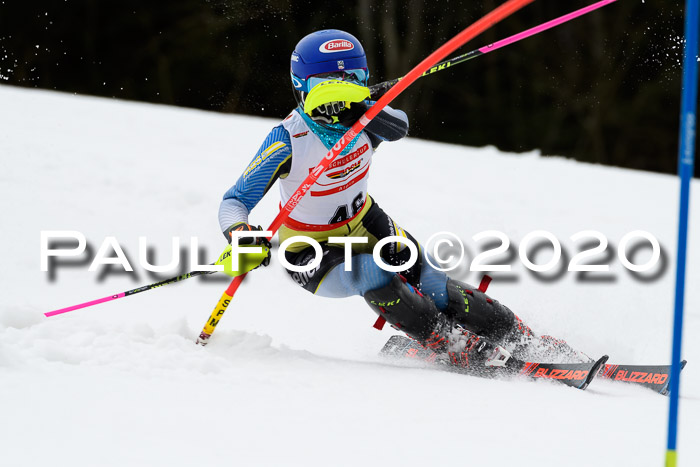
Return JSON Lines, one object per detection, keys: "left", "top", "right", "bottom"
{"left": 196, "top": 0, "right": 537, "bottom": 345}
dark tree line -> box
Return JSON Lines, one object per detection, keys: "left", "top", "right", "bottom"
{"left": 1, "top": 0, "right": 694, "bottom": 175}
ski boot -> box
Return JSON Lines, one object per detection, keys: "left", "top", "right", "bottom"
{"left": 441, "top": 279, "right": 594, "bottom": 363}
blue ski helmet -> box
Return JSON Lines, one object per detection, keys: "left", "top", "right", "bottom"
{"left": 290, "top": 30, "right": 368, "bottom": 100}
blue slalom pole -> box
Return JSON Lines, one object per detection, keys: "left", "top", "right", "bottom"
{"left": 666, "top": 1, "right": 698, "bottom": 466}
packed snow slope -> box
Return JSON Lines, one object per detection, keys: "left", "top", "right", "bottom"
{"left": 1, "top": 85, "right": 699, "bottom": 467}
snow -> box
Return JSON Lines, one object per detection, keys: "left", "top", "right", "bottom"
{"left": 1, "top": 84, "right": 698, "bottom": 466}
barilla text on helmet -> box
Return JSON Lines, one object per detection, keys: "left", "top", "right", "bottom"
{"left": 319, "top": 39, "right": 355, "bottom": 53}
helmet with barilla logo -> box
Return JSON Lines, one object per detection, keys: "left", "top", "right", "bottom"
{"left": 290, "top": 29, "right": 368, "bottom": 109}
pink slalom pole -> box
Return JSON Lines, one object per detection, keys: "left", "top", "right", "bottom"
{"left": 46, "top": 293, "right": 125, "bottom": 317}
{"left": 478, "top": 0, "right": 618, "bottom": 54}
{"left": 45, "top": 270, "right": 211, "bottom": 317}
{"left": 369, "top": 0, "right": 618, "bottom": 98}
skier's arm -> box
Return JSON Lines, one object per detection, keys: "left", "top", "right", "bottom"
{"left": 218, "top": 199, "right": 251, "bottom": 232}
{"left": 338, "top": 101, "right": 409, "bottom": 148}
{"left": 218, "top": 125, "right": 292, "bottom": 236}
{"left": 365, "top": 103, "right": 409, "bottom": 142}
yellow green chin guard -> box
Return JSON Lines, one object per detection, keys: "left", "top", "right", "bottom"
{"left": 303, "top": 80, "right": 371, "bottom": 116}
{"left": 215, "top": 243, "right": 270, "bottom": 277}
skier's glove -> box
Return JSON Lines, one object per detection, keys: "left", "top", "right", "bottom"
{"left": 224, "top": 222, "right": 270, "bottom": 246}
{"left": 216, "top": 222, "right": 271, "bottom": 277}
{"left": 223, "top": 222, "right": 271, "bottom": 267}
{"left": 337, "top": 101, "right": 369, "bottom": 128}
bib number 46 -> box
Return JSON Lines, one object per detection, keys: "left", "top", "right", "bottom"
{"left": 329, "top": 192, "right": 364, "bottom": 224}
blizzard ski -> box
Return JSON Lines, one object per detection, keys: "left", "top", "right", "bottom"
{"left": 598, "top": 361, "right": 688, "bottom": 395}
{"left": 380, "top": 335, "right": 608, "bottom": 390}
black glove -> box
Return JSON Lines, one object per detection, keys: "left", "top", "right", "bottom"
{"left": 369, "top": 79, "right": 397, "bottom": 100}
{"left": 223, "top": 222, "right": 271, "bottom": 266}
{"left": 337, "top": 101, "right": 369, "bottom": 127}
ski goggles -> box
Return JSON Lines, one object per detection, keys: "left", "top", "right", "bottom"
{"left": 294, "top": 68, "right": 368, "bottom": 94}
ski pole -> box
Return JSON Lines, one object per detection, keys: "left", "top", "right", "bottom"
{"left": 45, "top": 270, "right": 215, "bottom": 317}
{"left": 369, "top": 0, "right": 618, "bottom": 99}
{"left": 196, "top": 0, "right": 537, "bottom": 346}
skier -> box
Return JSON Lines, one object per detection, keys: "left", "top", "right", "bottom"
{"left": 218, "top": 29, "right": 586, "bottom": 369}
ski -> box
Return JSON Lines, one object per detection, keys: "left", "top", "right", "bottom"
{"left": 598, "top": 361, "right": 688, "bottom": 395}
{"left": 380, "top": 335, "right": 608, "bottom": 390}
{"left": 518, "top": 356, "right": 608, "bottom": 390}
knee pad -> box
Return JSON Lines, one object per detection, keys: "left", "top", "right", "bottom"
{"left": 444, "top": 279, "right": 517, "bottom": 342}
{"left": 364, "top": 275, "right": 441, "bottom": 342}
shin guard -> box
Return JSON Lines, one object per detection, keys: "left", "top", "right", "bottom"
{"left": 443, "top": 279, "right": 522, "bottom": 342}
{"left": 364, "top": 275, "right": 442, "bottom": 342}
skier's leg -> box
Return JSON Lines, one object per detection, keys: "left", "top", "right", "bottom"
{"left": 280, "top": 196, "right": 585, "bottom": 363}
{"left": 417, "top": 251, "right": 449, "bottom": 309}
{"left": 349, "top": 199, "right": 510, "bottom": 364}
{"left": 279, "top": 216, "right": 492, "bottom": 364}
{"left": 283, "top": 237, "right": 450, "bottom": 311}
{"left": 315, "top": 254, "right": 395, "bottom": 297}
{"left": 357, "top": 197, "right": 585, "bottom": 362}
{"left": 284, "top": 243, "right": 395, "bottom": 297}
